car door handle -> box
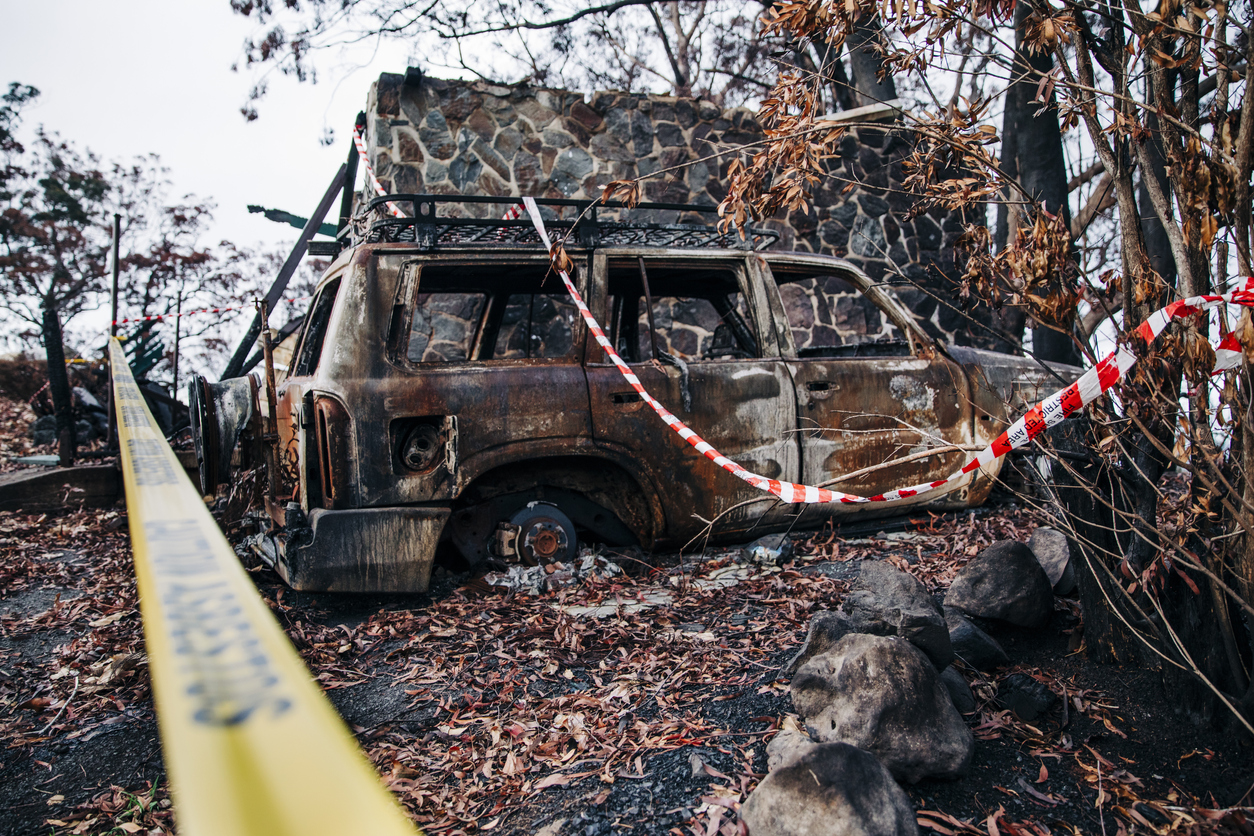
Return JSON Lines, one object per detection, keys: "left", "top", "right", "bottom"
{"left": 611, "top": 392, "right": 643, "bottom": 404}
{"left": 806, "top": 381, "right": 836, "bottom": 401}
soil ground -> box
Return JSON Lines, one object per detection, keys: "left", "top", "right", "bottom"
{"left": 1, "top": 494, "right": 1251, "bottom": 836}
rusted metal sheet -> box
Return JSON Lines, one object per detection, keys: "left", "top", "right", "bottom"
{"left": 274, "top": 506, "right": 450, "bottom": 592}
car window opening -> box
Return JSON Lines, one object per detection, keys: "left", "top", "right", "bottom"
{"left": 775, "top": 273, "right": 909, "bottom": 358}
{"left": 291, "top": 278, "right": 342, "bottom": 377}
{"left": 407, "top": 264, "right": 581, "bottom": 363}
{"left": 607, "top": 262, "right": 759, "bottom": 363}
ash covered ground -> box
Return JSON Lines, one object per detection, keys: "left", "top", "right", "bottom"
{"left": 1, "top": 491, "right": 1251, "bottom": 835}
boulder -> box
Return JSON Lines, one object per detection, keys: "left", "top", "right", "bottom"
{"left": 996, "top": 673, "right": 1057, "bottom": 721}
{"left": 838, "top": 561, "right": 953, "bottom": 669}
{"left": 741, "top": 743, "right": 919, "bottom": 836}
{"left": 938, "top": 666, "right": 976, "bottom": 714}
{"left": 944, "top": 607, "right": 1010, "bottom": 671}
{"left": 1028, "top": 527, "right": 1077, "bottom": 595}
{"left": 790, "top": 634, "right": 973, "bottom": 782}
{"left": 944, "top": 541, "right": 1054, "bottom": 628}
{"left": 31, "top": 414, "right": 56, "bottom": 446}
{"left": 766, "top": 728, "right": 819, "bottom": 772}
{"left": 782, "top": 611, "right": 853, "bottom": 677}
{"left": 783, "top": 561, "right": 953, "bottom": 675}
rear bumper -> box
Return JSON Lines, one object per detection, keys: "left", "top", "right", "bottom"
{"left": 273, "top": 506, "right": 451, "bottom": 593}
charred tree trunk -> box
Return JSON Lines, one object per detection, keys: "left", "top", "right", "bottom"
{"left": 1045, "top": 424, "right": 1138, "bottom": 664}
{"left": 847, "top": 13, "right": 897, "bottom": 107}
{"left": 41, "top": 302, "right": 76, "bottom": 467}
{"left": 1010, "top": 0, "right": 1081, "bottom": 366}
{"left": 992, "top": 66, "right": 1027, "bottom": 354}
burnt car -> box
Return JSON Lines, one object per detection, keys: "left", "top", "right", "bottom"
{"left": 191, "top": 195, "right": 1072, "bottom": 592}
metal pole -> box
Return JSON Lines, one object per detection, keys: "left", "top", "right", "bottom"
{"left": 107, "top": 213, "right": 121, "bottom": 450}
{"left": 110, "top": 214, "right": 120, "bottom": 337}
{"left": 222, "top": 163, "right": 347, "bottom": 380}
{"left": 259, "top": 299, "right": 280, "bottom": 506}
{"left": 638, "top": 257, "right": 661, "bottom": 361}
{"left": 172, "top": 289, "right": 182, "bottom": 399}
{"left": 337, "top": 112, "right": 364, "bottom": 235}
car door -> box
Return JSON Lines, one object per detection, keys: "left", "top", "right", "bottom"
{"left": 360, "top": 254, "right": 592, "bottom": 508}
{"left": 758, "top": 257, "right": 975, "bottom": 516}
{"left": 585, "top": 251, "right": 801, "bottom": 545}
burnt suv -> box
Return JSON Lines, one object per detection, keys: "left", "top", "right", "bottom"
{"left": 192, "top": 195, "right": 1067, "bottom": 593}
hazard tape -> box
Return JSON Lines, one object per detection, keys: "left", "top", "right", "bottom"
{"left": 353, "top": 127, "right": 406, "bottom": 219}
{"left": 108, "top": 337, "right": 418, "bottom": 836}
{"left": 111, "top": 297, "right": 311, "bottom": 328}
{"left": 520, "top": 197, "right": 1254, "bottom": 505}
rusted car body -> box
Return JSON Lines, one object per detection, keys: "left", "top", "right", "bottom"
{"left": 192, "top": 196, "right": 1073, "bottom": 593}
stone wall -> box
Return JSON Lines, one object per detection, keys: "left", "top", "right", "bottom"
{"left": 363, "top": 73, "right": 989, "bottom": 349}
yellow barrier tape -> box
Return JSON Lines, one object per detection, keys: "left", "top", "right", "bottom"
{"left": 109, "top": 338, "right": 419, "bottom": 836}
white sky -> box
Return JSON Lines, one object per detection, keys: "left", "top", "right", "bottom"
{"left": 0, "top": 0, "right": 415, "bottom": 250}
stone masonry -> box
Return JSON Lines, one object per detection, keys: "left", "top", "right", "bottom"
{"left": 362, "top": 72, "right": 989, "bottom": 349}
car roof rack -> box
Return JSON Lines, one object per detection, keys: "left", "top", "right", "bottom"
{"left": 351, "top": 194, "right": 780, "bottom": 252}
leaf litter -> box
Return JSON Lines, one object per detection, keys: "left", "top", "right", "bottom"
{"left": 0, "top": 480, "right": 1250, "bottom": 834}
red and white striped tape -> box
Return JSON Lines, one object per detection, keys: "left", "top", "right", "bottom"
{"left": 353, "top": 127, "right": 406, "bottom": 219}
{"left": 519, "top": 196, "right": 1254, "bottom": 505}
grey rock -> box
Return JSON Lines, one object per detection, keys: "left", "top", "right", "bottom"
{"left": 782, "top": 611, "right": 853, "bottom": 677}
{"left": 1028, "top": 526, "right": 1076, "bottom": 595}
{"left": 791, "top": 634, "right": 973, "bottom": 782}
{"left": 765, "top": 728, "right": 819, "bottom": 772}
{"left": 553, "top": 147, "right": 594, "bottom": 180}
{"left": 630, "top": 111, "right": 655, "bottom": 155}
{"left": 944, "top": 607, "right": 1010, "bottom": 671}
{"left": 31, "top": 414, "right": 56, "bottom": 446}
{"left": 849, "top": 215, "right": 886, "bottom": 257}
{"left": 831, "top": 201, "right": 858, "bottom": 227}
{"left": 550, "top": 169, "right": 582, "bottom": 198}
{"left": 493, "top": 127, "right": 523, "bottom": 160}
{"left": 675, "top": 99, "right": 696, "bottom": 128}
{"left": 938, "top": 666, "right": 976, "bottom": 714}
{"left": 860, "top": 195, "right": 890, "bottom": 217}
{"left": 742, "top": 533, "right": 794, "bottom": 565}
{"left": 425, "top": 159, "right": 449, "bottom": 184}
{"left": 419, "top": 111, "right": 456, "bottom": 159}
{"left": 944, "top": 540, "right": 1054, "bottom": 628}
{"left": 514, "top": 97, "right": 556, "bottom": 128}
{"left": 742, "top": 743, "right": 919, "bottom": 836}
{"left": 997, "top": 673, "right": 1057, "bottom": 721}
{"left": 605, "top": 107, "right": 633, "bottom": 145}
{"left": 448, "top": 154, "right": 483, "bottom": 191}
{"left": 589, "top": 133, "right": 634, "bottom": 163}
{"left": 837, "top": 560, "right": 953, "bottom": 670}
{"left": 72, "top": 386, "right": 102, "bottom": 412}
{"left": 914, "top": 214, "right": 942, "bottom": 250}
{"left": 656, "top": 122, "right": 685, "bottom": 147}
{"left": 541, "top": 128, "right": 575, "bottom": 148}
{"left": 470, "top": 137, "right": 510, "bottom": 178}
{"left": 820, "top": 221, "right": 850, "bottom": 249}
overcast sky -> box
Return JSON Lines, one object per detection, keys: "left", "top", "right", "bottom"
{"left": 0, "top": 0, "right": 415, "bottom": 250}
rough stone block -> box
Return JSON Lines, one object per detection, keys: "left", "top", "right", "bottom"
{"left": 742, "top": 744, "right": 918, "bottom": 836}
{"left": 944, "top": 540, "right": 1054, "bottom": 628}
{"left": 791, "top": 634, "right": 974, "bottom": 782}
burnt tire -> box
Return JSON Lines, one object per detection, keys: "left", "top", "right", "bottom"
{"left": 509, "top": 502, "right": 578, "bottom": 564}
